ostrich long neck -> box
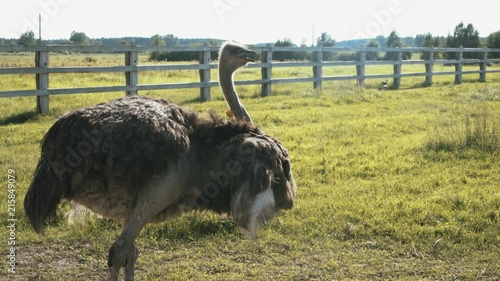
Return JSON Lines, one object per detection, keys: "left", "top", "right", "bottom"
{"left": 219, "top": 64, "right": 253, "bottom": 124}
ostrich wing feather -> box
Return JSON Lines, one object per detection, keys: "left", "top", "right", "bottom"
{"left": 42, "top": 96, "right": 193, "bottom": 192}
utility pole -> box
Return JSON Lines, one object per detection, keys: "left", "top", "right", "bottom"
{"left": 38, "top": 13, "right": 42, "bottom": 44}
{"left": 312, "top": 25, "right": 315, "bottom": 47}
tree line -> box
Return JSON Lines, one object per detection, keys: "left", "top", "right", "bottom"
{"left": 273, "top": 22, "right": 500, "bottom": 61}
{"left": 2, "top": 31, "right": 222, "bottom": 62}
{"left": 2, "top": 22, "right": 500, "bottom": 61}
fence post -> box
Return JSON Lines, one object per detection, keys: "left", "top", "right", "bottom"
{"left": 312, "top": 46, "right": 323, "bottom": 89}
{"left": 424, "top": 46, "right": 434, "bottom": 86}
{"left": 393, "top": 49, "right": 402, "bottom": 89}
{"left": 199, "top": 43, "right": 211, "bottom": 101}
{"left": 261, "top": 44, "right": 272, "bottom": 96}
{"left": 36, "top": 50, "right": 49, "bottom": 114}
{"left": 454, "top": 46, "right": 463, "bottom": 84}
{"left": 479, "top": 48, "right": 488, "bottom": 82}
{"left": 356, "top": 50, "right": 366, "bottom": 87}
{"left": 125, "top": 50, "right": 138, "bottom": 96}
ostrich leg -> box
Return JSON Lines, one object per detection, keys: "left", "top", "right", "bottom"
{"left": 124, "top": 246, "right": 139, "bottom": 281}
{"left": 106, "top": 163, "right": 188, "bottom": 281}
{"left": 108, "top": 239, "right": 139, "bottom": 281}
{"left": 107, "top": 227, "right": 141, "bottom": 281}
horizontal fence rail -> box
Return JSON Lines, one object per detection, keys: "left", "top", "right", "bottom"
{"left": 1, "top": 45, "right": 500, "bottom": 114}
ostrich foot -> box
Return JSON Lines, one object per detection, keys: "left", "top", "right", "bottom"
{"left": 107, "top": 240, "right": 139, "bottom": 281}
{"left": 124, "top": 246, "right": 139, "bottom": 281}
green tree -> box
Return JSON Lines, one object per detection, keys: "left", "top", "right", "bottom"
{"left": 19, "top": 31, "right": 36, "bottom": 46}
{"left": 316, "top": 32, "right": 335, "bottom": 47}
{"left": 384, "top": 30, "right": 412, "bottom": 60}
{"left": 446, "top": 22, "right": 481, "bottom": 59}
{"left": 421, "top": 33, "right": 441, "bottom": 60}
{"left": 316, "top": 32, "right": 335, "bottom": 60}
{"left": 209, "top": 39, "right": 221, "bottom": 60}
{"left": 117, "top": 40, "right": 129, "bottom": 46}
{"left": 487, "top": 30, "right": 500, "bottom": 58}
{"left": 164, "top": 34, "right": 179, "bottom": 46}
{"left": 151, "top": 34, "right": 165, "bottom": 47}
{"left": 414, "top": 34, "right": 426, "bottom": 48}
{"left": 375, "top": 35, "right": 385, "bottom": 47}
{"left": 70, "top": 31, "right": 91, "bottom": 45}
{"left": 0, "top": 38, "right": 4, "bottom": 45}
{"left": 296, "top": 39, "right": 309, "bottom": 60}
{"left": 149, "top": 34, "right": 168, "bottom": 61}
{"left": 365, "top": 40, "right": 380, "bottom": 60}
{"left": 421, "top": 33, "right": 441, "bottom": 81}
{"left": 274, "top": 38, "right": 295, "bottom": 61}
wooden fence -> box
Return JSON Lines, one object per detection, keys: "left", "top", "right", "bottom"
{"left": 1, "top": 45, "right": 499, "bottom": 114}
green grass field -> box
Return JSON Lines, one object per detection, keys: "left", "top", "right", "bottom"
{"left": 0, "top": 53, "right": 499, "bottom": 280}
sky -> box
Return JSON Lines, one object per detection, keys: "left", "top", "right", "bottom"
{"left": 1, "top": 0, "right": 498, "bottom": 45}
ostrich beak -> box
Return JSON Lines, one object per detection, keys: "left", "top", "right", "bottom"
{"left": 238, "top": 49, "right": 256, "bottom": 62}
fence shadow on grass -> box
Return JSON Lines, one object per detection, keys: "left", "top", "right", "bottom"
{"left": 0, "top": 110, "right": 39, "bottom": 126}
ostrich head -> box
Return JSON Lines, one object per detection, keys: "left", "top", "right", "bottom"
{"left": 232, "top": 134, "right": 296, "bottom": 239}
{"left": 218, "top": 42, "right": 256, "bottom": 124}
{"left": 201, "top": 132, "right": 296, "bottom": 239}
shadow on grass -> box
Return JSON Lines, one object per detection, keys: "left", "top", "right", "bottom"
{"left": 142, "top": 216, "right": 238, "bottom": 242}
{"left": 0, "top": 110, "right": 39, "bottom": 126}
{"left": 180, "top": 91, "right": 267, "bottom": 106}
{"left": 179, "top": 96, "right": 209, "bottom": 105}
{"left": 69, "top": 213, "right": 239, "bottom": 243}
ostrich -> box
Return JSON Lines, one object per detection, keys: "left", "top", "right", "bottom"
{"left": 24, "top": 42, "right": 296, "bottom": 281}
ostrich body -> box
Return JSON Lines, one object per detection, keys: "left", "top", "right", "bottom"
{"left": 24, "top": 42, "right": 296, "bottom": 281}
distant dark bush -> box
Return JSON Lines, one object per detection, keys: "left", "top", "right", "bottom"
{"left": 166, "top": 51, "right": 198, "bottom": 62}
{"left": 365, "top": 40, "right": 380, "bottom": 60}
{"left": 335, "top": 52, "right": 357, "bottom": 61}
{"left": 487, "top": 31, "right": 500, "bottom": 59}
{"left": 149, "top": 51, "right": 168, "bottom": 61}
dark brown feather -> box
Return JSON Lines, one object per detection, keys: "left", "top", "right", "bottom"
{"left": 25, "top": 95, "right": 295, "bottom": 234}
{"left": 44, "top": 96, "right": 192, "bottom": 188}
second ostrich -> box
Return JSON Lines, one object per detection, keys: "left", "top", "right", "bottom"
{"left": 24, "top": 42, "right": 296, "bottom": 281}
